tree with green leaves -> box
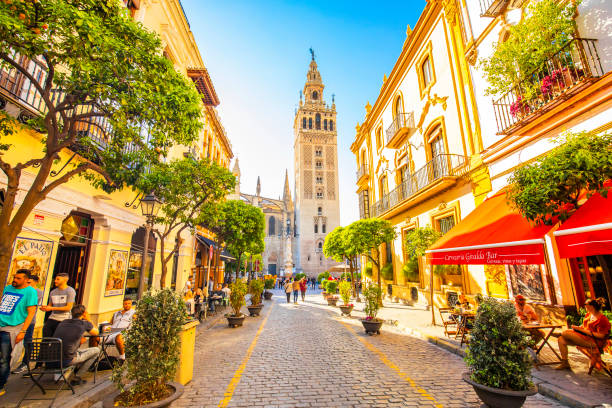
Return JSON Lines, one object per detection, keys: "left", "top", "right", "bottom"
{"left": 404, "top": 226, "right": 442, "bottom": 324}
{"left": 324, "top": 226, "right": 362, "bottom": 300}
{"left": 0, "top": 0, "right": 202, "bottom": 290}
{"left": 202, "top": 200, "right": 265, "bottom": 281}
{"left": 480, "top": 0, "right": 577, "bottom": 97}
{"left": 139, "top": 158, "right": 235, "bottom": 288}
{"left": 344, "top": 218, "right": 396, "bottom": 301}
{"left": 508, "top": 131, "right": 612, "bottom": 225}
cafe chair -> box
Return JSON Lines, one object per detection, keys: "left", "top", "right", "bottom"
{"left": 438, "top": 307, "right": 458, "bottom": 337}
{"left": 576, "top": 337, "right": 612, "bottom": 378}
{"left": 24, "top": 338, "right": 75, "bottom": 395}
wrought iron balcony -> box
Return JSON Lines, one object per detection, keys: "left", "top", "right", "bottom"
{"left": 492, "top": 38, "right": 604, "bottom": 135}
{"left": 385, "top": 112, "right": 415, "bottom": 149}
{"left": 356, "top": 165, "right": 368, "bottom": 183}
{"left": 371, "top": 154, "right": 467, "bottom": 217}
{"left": 479, "top": 0, "right": 508, "bottom": 17}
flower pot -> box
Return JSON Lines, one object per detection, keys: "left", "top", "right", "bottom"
{"left": 247, "top": 304, "right": 264, "bottom": 317}
{"left": 263, "top": 291, "right": 273, "bottom": 300}
{"left": 462, "top": 372, "right": 537, "bottom": 408}
{"left": 103, "top": 381, "right": 184, "bottom": 408}
{"left": 361, "top": 319, "right": 383, "bottom": 335}
{"left": 322, "top": 292, "right": 329, "bottom": 299}
{"left": 327, "top": 297, "right": 338, "bottom": 306}
{"left": 338, "top": 304, "right": 354, "bottom": 316}
{"left": 226, "top": 314, "right": 246, "bottom": 327}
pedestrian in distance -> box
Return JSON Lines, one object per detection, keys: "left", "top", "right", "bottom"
{"left": 292, "top": 278, "right": 300, "bottom": 304}
{"left": 299, "top": 277, "right": 307, "bottom": 302}
{"left": 0, "top": 269, "right": 38, "bottom": 396}
{"left": 40, "top": 272, "right": 76, "bottom": 338}
{"left": 284, "top": 279, "right": 293, "bottom": 303}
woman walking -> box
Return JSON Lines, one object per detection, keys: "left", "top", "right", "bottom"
{"left": 299, "top": 277, "right": 307, "bottom": 301}
{"left": 284, "top": 278, "right": 293, "bottom": 303}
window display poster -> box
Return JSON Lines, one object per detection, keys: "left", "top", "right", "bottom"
{"left": 105, "top": 249, "right": 128, "bottom": 297}
{"left": 7, "top": 237, "right": 54, "bottom": 292}
{"left": 508, "top": 264, "right": 546, "bottom": 301}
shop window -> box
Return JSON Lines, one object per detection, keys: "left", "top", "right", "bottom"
{"left": 437, "top": 215, "right": 455, "bottom": 235}
{"left": 508, "top": 265, "right": 546, "bottom": 301}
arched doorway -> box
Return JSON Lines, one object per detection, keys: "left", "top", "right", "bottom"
{"left": 52, "top": 211, "right": 94, "bottom": 304}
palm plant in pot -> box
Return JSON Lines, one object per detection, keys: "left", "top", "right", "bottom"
{"left": 263, "top": 278, "right": 275, "bottom": 300}
{"left": 106, "top": 289, "right": 186, "bottom": 408}
{"left": 361, "top": 284, "right": 383, "bottom": 335}
{"left": 464, "top": 296, "right": 536, "bottom": 408}
{"left": 247, "top": 279, "right": 265, "bottom": 316}
{"left": 325, "top": 280, "right": 339, "bottom": 306}
{"left": 226, "top": 280, "right": 248, "bottom": 327}
{"left": 338, "top": 281, "right": 354, "bottom": 316}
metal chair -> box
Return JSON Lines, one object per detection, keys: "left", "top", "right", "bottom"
{"left": 576, "top": 336, "right": 612, "bottom": 377}
{"left": 438, "top": 307, "right": 458, "bottom": 337}
{"left": 24, "top": 338, "right": 75, "bottom": 395}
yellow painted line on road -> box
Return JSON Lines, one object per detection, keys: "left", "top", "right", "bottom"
{"left": 340, "top": 321, "right": 444, "bottom": 408}
{"left": 217, "top": 304, "right": 273, "bottom": 408}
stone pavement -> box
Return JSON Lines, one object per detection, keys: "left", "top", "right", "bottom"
{"left": 175, "top": 289, "right": 565, "bottom": 407}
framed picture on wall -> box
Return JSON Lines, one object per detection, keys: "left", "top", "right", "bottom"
{"left": 7, "top": 237, "right": 54, "bottom": 293}
{"left": 105, "top": 249, "right": 128, "bottom": 297}
{"left": 507, "top": 264, "right": 546, "bottom": 301}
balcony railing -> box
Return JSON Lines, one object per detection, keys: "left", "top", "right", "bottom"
{"left": 385, "top": 112, "right": 415, "bottom": 148}
{"left": 479, "top": 0, "right": 510, "bottom": 17}
{"left": 356, "top": 165, "right": 368, "bottom": 182}
{"left": 371, "top": 154, "right": 467, "bottom": 217}
{"left": 492, "top": 38, "right": 604, "bottom": 135}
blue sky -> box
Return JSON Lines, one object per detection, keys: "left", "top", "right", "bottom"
{"left": 182, "top": 0, "right": 426, "bottom": 225}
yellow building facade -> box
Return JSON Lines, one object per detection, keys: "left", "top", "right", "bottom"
{"left": 0, "top": 0, "right": 233, "bottom": 327}
{"left": 352, "top": 0, "right": 612, "bottom": 318}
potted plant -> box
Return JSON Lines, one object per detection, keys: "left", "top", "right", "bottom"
{"left": 317, "top": 271, "right": 329, "bottom": 289}
{"left": 226, "top": 280, "right": 248, "bottom": 327}
{"left": 106, "top": 289, "right": 186, "bottom": 408}
{"left": 247, "top": 279, "right": 265, "bottom": 316}
{"left": 338, "top": 281, "right": 354, "bottom": 316}
{"left": 325, "top": 280, "right": 339, "bottom": 306}
{"left": 463, "top": 296, "right": 536, "bottom": 408}
{"left": 321, "top": 280, "right": 329, "bottom": 299}
{"left": 361, "top": 284, "right": 383, "bottom": 334}
{"left": 263, "top": 278, "right": 275, "bottom": 300}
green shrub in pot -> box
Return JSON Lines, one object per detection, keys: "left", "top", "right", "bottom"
{"left": 338, "top": 281, "right": 352, "bottom": 305}
{"left": 248, "top": 279, "right": 264, "bottom": 305}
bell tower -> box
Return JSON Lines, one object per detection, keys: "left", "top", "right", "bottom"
{"left": 293, "top": 51, "right": 340, "bottom": 277}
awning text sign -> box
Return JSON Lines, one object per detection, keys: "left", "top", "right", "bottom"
{"left": 427, "top": 243, "right": 546, "bottom": 265}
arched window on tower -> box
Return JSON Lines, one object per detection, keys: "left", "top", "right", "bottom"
{"left": 312, "top": 91, "right": 318, "bottom": 100}
{"left": 308, "top": 118, "right": 312, "bottom": 129}
{"left": 329, "top": 120, "right": 334, "bottom": 131}
{"left": 322, "top": 223, "right": 326, "bottom": 233}
{"left": 268, "top": 217, "right": 276, "bottom": 236}
{"left": 315, "top": 113, "right": 321, "bottom": 130}
{"left": 302, "top": 117, "right": 306, "bottom": 129}
{"left": 314, "top": 222, "right": 318, "bottom": 234}
{"left": 324, "top": 119, "right": 327, "bottom": 130}
{"left": 317, "top": 207, "right": 322, "bottom": 216}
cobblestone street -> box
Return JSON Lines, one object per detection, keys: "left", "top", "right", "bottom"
{"left": 175, "top": 291, "right": 567, "bottom": 408}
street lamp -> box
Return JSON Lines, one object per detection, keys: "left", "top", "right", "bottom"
{"left": 137, "top": 193, "right": 162, "bottom": 300}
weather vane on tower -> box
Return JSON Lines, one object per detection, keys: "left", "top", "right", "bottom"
{"left": 309, "top": 47, "right": 315, "bottom": 61}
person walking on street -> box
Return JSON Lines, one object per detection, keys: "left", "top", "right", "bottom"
{"left": 292, "top": 278, "right": 300, "bottom": 304}
{"left": 12, "top": 274, "right": 44, "bottom": 374}
{"left": 284, "top": 279, "right": 293, "bottom": 303}
{"left": 299, "top": 278, "right": 307, "bottom": 302}
{"left": 0, "top": 270, "right": 38, "bottom": 396}
{"left": 40, "top": 273, "right": 76, "bottom": 338}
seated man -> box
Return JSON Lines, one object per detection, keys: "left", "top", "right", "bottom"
{"left": 104, "top": 298, "right": 134, "bottom": 361}
{"left": 221, "top": 283, "right": 231, "bottom": 298}
{"left": 53, "top": 304, "right": 99, "bottom": 384}
{"left": 514, "top": 295, "right": 544, "bottom": 346}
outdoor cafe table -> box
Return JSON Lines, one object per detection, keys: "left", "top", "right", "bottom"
{"left": 84, "top": 330, "right": 120, "bottom": 383}
{"left": 451, "top": 311, "right": 476, "bottom": 347}
{"left": 522, "top": 323, "right": 564, "bottom": 366}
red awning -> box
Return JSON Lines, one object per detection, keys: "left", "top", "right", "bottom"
{"left": 426, "top": 191, "right": 553, "bottom": 265}
{"left": 554, "top": 193, "right": 612, "bottom": 258}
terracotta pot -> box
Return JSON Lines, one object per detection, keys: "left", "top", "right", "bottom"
{"left": 462, "top": 372, "right": 537, "bottom": 408}
{"left": 247, "top": 304, "right": 264, "bottom": 317}
{"left": 327, "top": 297, "right": 338, "bottom": 306}
{"left": 226, "top": 314, "right": 246, "bottom": 327}
{"left": 322, "top": 292, "right": 329, "bottom": 299}
{"left": 103, "top": 382, "right": 184, "bottom": 408}
{"left": 361, "top": 319, "right": 383, "bottom": 335}
{"left": 338, "top": 304, "right": 354, "bottom": 316}
{"left": 263, "top": 291, "right": 273, "bottom": 300}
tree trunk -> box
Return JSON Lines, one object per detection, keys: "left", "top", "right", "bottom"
{"left": 235, "top": 253, "right": 241, "bottom": 281}
{"left": 0, "top": 241, "right": 16, "bottom": 291}
{"left": 158, "top": 234, "right": 167, "bottom": 289}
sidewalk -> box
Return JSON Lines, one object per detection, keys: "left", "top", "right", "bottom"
{"left": 307, "top": 291, "right": 612, "bottom": 408}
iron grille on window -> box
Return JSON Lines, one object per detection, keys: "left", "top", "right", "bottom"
{"left": 438, "top": 215, "right": 455, "bottom": 235}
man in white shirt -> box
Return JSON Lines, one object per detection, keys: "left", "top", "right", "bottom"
{"left": 103, "top": 299, "right": 135, "bottom": 360}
